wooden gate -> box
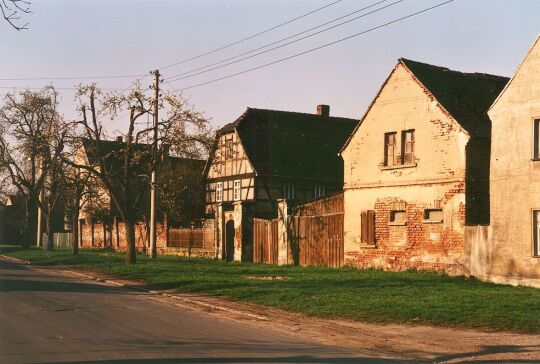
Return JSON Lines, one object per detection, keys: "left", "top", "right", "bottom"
{"left": 253, "top": 218, "right": 279, "bottom": 264}
{"left": 288, "top": 193, "right": 344, "bottom": 267}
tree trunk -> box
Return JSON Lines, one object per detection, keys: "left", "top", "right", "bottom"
{"left": 71, "top": 208, "right": 79, "bottom": 255}
{"left": 45, "top": 213, "right": 53, "bottom": 251}
{"left": 125, "top": 219, "right": 136, "bottom": 264}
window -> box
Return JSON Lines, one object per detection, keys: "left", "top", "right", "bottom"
{"left": 389, "top": 210, "right": 407, "bottom": 225}
{"left": 534, "top": 119, "right": 540, "bottom": 160}
{"left": 424, "top": 209, "right": 443, "bottom": 223}
{"left": 402, "top": 130, "right": 415, "bottom": 164}
{"left": 314, "top": 184, "right": 325, "bottom": 198}
{"left": 534, "top": 210, "right": 540, "bottom": 257}
{"left": 361, "top": 210, "right": 376, "bottom": 245}
{"left": 384, "top": 132, "right": 397, "bottom": 166}
{"left": 233, "top": 180, "right": 241, "bottom": 201}
{"left": 283, "top": 183, "right": 295, "bottom": 199}
{"left": 216, "top": 182, "right": 223, "bottom": 202}
{"left": 225, "top": 139, "right": 234, "bottom": 160}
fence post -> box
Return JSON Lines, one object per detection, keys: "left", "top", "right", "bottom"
{"left": 277, "top": 199, "right": 289, "bottom": 265}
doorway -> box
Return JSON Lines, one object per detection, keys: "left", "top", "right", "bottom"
{"left": 225, "top": 220, "right": 235, "bottom": 262}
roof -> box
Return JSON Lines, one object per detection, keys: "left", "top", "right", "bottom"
{"left": 81, "top": 138, "right": 205, "bottom": 174}
{"left": 400, "top": 58, "right": 509, "bottom": 137}
{"left": 212, "top": 108, "right": 358, "bottom": 181}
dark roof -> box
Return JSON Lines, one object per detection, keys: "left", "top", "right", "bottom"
{"left": 400, "top": 58, "right": 509, "bottom": 137}
{"left": 215, "top": 108, "right": 357, "bottom": 181}
{"left": 81, "top": 138, "right": 204, "bottom": 173}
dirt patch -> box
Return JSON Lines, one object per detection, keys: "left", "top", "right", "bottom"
{"left": 33, "top": 263, "right": 540, "bottom": 363}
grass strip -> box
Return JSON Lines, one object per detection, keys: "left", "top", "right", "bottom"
{"left": 1, "top": 245, "right": 539, "bottom": 333}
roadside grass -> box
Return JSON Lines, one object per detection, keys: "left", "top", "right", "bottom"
{"left": 1, "top": 245, "right": 539, "bottom": 333}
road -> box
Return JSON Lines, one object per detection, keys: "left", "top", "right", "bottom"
{"left": 0, "top": 259, "right": 411, "bottom": 364}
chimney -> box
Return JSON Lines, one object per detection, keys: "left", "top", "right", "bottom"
{"left": 115, "top": 136, "right": 123, "bottom": 143}
{"left": 316, "top": 104, "right": 330, "bottom": 117}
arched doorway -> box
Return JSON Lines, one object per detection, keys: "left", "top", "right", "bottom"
{"left": 225, "top": 220, "right": 235, "bottom": 262}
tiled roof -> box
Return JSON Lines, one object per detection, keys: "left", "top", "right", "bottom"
{"left": 400, "top": 58, "right": 509, "bottom": 137}
{"left": 216, "top": 108, "right": 358, "bottom": 181}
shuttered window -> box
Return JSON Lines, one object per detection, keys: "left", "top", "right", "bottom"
{"left": 361, "top": 210, "right": 376, "bottom": 245}
{"left": 402, "top": 129, "right": 415, "bottom": 164}
{"left": 384, "top": 132, "right": 397, "bottom": 166}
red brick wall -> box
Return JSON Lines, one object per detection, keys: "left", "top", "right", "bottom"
{"left": 346, "top": 182, "right": 467, "bottom": 274}
{"left": 80, "top": 219, "right": 168, "bottom": 253}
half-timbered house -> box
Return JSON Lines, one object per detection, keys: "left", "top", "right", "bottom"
{"left": 204, "top": 105, "right": 357, "bottom": 262}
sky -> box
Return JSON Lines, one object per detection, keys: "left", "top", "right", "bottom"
{"left": 1, "top": 0, "right": 539, "bottom": 133}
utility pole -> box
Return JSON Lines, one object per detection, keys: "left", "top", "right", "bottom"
{"left": 36, "top": 156, "right": 43, "bottom": 247}
{"left": 149, "top": 70, "right": 159, "bottom": 258}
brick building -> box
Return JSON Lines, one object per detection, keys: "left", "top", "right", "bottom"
{"left": 340, "top": 58, "right": 508, "bottom": 274}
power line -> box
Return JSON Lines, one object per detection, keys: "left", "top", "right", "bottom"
{"left": 158, "top": 0, "right": 345, "bottom": 71}
{"left": 0, "top": 1, "right": 344, "bottom": 84}
{"left": 0, "top": 74, "right": 146, "bottom": 82}
{"left": 0, "top": 86, "right": 126, "bottom": 91}
{"left": 165, "top": 0, "right": 402, "bottom": 83}
{"left": 171, "top": 0, "right": 454, "bottom": 92}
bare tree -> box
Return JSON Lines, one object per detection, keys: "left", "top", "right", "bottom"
{"left": 0, "top": 0, "right": 31, "bottom": 30}
{"left": 69, "top": 84, "right": 212, "bottom": 264}
{"left": 0, "top": 86, "right": 65, "bottom": 250}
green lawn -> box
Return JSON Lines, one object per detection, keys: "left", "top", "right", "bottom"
{"left": 1, "top": 245, "right": 539, "bottom": 333}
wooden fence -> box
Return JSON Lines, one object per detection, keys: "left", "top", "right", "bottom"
{"left": 251, "top": 193, "right": 344, "bottom": 267}
{"left": 253, "top": 218, "right": 279, "bottom": 264}
{"left": 167, "top": 227, "right": 214, "bottom": 250}
{"left": 288, "top": 212, "right": 343, "bottom": 268}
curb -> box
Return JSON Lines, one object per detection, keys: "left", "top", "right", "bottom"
{"left": 0, "top": 254, "right": 30, "bottom": 265}
{"left": 0, "top": 255, "right": 268, "bottom": 321}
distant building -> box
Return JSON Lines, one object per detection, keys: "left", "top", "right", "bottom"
{"left": 76, "top": 137, "right": 205, "bottom": 248}
{"left": 340, "top": 58, "right": 508, "bottom": 274}
{"left": 204, "top": 106, "right": 357, "bottom": 262}
{"left": 487, "top": 35, "right": 540, "bottom": 286}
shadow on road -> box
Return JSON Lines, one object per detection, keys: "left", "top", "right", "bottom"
{"left": 37, "top": 356, "right": 420, "bottom": 363}
{"left": 0, "top": 260, "right": 125, "bottom": 294}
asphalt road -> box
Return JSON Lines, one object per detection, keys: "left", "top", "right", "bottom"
{"left": 0, "top": 259, "right": 412, "bottom": 364}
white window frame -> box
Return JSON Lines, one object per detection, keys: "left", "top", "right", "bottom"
{"left": 216, "top": 182, "right": 223, "bottom": 202}
{"left": 233, "top": 180, "right": 241, "bottom": 201}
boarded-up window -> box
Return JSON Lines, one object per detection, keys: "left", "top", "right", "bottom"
{"left": 402, "top": 130, "right": 415, "bottom": 164}
{"left": 390, "top": 210, "right": 407, "bottom": 224}
{"left": 534, "top": 119, "right": 540, "bottom": 160}
{"left": 384, "top": 132, "right": 397, "bottom": 166}
{"left": 534, "top": 210, "right": 540, "bottom": 257}
{"left": 424, "top": 209, "right": 443, "bottom": 223}
{"left": 361, "top": 210, "right": 376, "bottom": 245}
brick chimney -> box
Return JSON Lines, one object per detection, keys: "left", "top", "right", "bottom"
{"left": 115, "top": 136, "right": 123, "bottom": 142}
{"left": 316, "top": 104, "right": 330, "bottom": 117}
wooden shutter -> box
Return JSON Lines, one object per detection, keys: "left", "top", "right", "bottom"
{"left": 361, "top": 210, "right": 376, "bottom": 245}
